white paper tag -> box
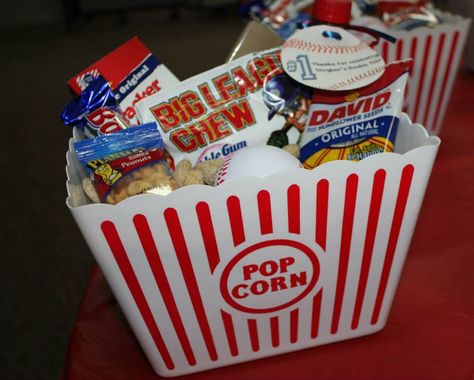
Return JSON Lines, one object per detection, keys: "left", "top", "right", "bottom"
{"left": 281, "top": 25, "right": 385, "bottom": 91}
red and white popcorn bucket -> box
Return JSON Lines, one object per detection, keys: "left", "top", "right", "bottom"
{"left": 375, "top": 14, "right": 471, "bottom": 135}
{"left": 66, "top": 114, "right": 440, "bottom": 377}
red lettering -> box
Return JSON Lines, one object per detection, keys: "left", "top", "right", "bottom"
{"left": 260, "top": 260, "right": 279, "bottom": 276}
{"left": 151, "top": 79, "right": 161, "bottom": 92}
{"left": 347, "top": 99, "right": 365, "bottom": 116}
{"left": 243, "top": 264, "right": 258, "bottom": 280}
{"left": 150, "top": 103, "right": 180, "bottom": 131}
{"left": 290, "top": 272, "right": 307, "bottom": 288}
{"left": 198, "top": 82, "right": 224, "bottom": 109}
{"left": 169, "top": 128, "right": 197, "bottom": 152}
{"left": 221, "top": 100, "right": 255, "bottom": 131}
{"left": 231, "top": 284, "right": 248, "bottom": 299}
{"left": 248, "top": 58, "right": 267, "bottom": 87}
{"left": 279, "top": 257, "right": 295, "bottom": 273}
{"left": 124, "top": 106, "right": 135, "bottom": 120}
{"left": 327, "top": 106, "right": 346, "bottom": 123}
{"left": 232, "top": 67, "right": 257, "bottom": 98}
{"left": 187, "top": 122, "right": 211, "bottom": 147}
{"left": 250, "top": 280, "right": 269, "bottom": 295}
{"left": 362, "top": 96, "right": 373, "bottom": 113}
{"left": 214, "top": 73, "right": 236, "bottom": 103}
{"left": 271, "top": 276, "right": 288, "bottom": 292}
{"left": 373, "top": 92, "right": 391, "bottom": 109}
{"left": 181, "top": 92, "right": 207, "bottom": 119}
{"left": 86, "top": 107, "right": 115, "bottom": 126}
{"left": 206, "top": 112, "right": 231, "bottom": 140}
{"left": 170, "top": 97, "right": 191, "bottom": 124}
{"left": 309, "top": 110, "right": 329, "bottom": 126}
{"left": 98, "top": 121, "right": 123, "bottom": 134}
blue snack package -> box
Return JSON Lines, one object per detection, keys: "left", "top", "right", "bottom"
{"left": 74, "top": 122, "right": 175, "bottom": 203}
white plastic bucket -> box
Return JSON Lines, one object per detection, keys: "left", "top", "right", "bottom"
{"left": 66, "top": 113, "right": 440, "bottom": 377}
{"left": 375, "top": 14, "right": 470, "bottom": 135}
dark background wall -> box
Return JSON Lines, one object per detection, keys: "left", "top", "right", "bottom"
{"left": 0, "top": 2, "right": 242, "bottom": 380}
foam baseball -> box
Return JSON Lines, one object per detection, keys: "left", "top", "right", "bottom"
{"left": 215, "top": 145, "right": 302, "bottom": 185}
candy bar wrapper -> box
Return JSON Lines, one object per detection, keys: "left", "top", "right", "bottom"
{"left": 61, "top": 76, "right": 130, "bottom": 138}
{"left": 67, "top": 37, "right": 180, "bottom": 125}
{"left": 135, "top": 49, "right": 291, "bottom": 166}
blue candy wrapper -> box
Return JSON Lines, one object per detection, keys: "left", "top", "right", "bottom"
{"left": 61, "top": 75, "right": 129, "bottom": 138}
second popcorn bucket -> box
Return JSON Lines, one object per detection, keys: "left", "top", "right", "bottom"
{"left": 63, "top": 6, "right": 442, "bottom": 376}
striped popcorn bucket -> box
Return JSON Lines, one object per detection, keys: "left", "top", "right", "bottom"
{"left": 376, "top": 14, "right": 471, "bottom": 135}
{"left": 66, "top": 114, "right": 440, "bottom": 377}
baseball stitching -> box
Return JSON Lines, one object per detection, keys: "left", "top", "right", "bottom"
{"left": 328, "top": 65, "right": 385, "bottom": 90}
{"left": 215, "top": 154, "right": 234, "bottom": 186}
{"left": 283, "top": 38, "right": 369, "bottom": 55}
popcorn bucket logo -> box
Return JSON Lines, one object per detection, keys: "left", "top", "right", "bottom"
{"left": 220, "top": 239, "right": 320, "bottom": 313}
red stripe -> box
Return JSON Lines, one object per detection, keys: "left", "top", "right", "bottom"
{"left": 432, "top": 31, "right": 460, "bottom": 132}
{"left": 423, "top": 33, "right": 446, "bottom": 127}
{"left": 371, "top": 165, "right": 414, "bottom": 324}
{"left": 395, "top": 39, "right": 404, "bottom": 61}
{"left": 270, "top": 316, "right": 280, "bottom": 347}
{"left": 101, "top": 221, "right": 175, "bottom": 370}
{"left": 316, "top": 180, "right": 329, "bottom": 251}
{"left": 257, "top": 190, "right": 273, "bottom": 235}
{"left": 413, "top": 35, "right": 433, "bottom": 122}
{"left": 288, "top": 184, "right": 300, "bottom": 234}
{"left": 409, "top": 37, "right": 418, "bottom": 75}
{"left": 220, "top": 310, "right": 239, "bottom": 356}
{"left": 290, "top": 308, "right": 299, "bottom": 343}
{"left": 247, "top": 319, "right": 260, "bottom": 352}
{"left": 196, "top": 202, "right": 220, "bottom": 273}
{"left": 331, "top": 174, "right": 359, "bottom": 334}
{"left": 404, "top": 37, "right": 418, "bottom": 112}
{"left": 381, "top": 41, "right": 389, "bottom": 63}
{"left": 227, "top": 196, "right": 245, "bottom": 246}
{"left": 164, "top": 208, "right": 218, "bottom": 361}
{"left": 132, "top": 215, "right": 196, "bottom": 366}
{"left": 351, "top": 170, "right": 386, "bottom": 330}
{"left": 311, "top": 289, "right": 323, "bottom": 339}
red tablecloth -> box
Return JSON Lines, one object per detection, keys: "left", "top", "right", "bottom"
{"left": 62, "top": 70, "right": 474, "bottom": 380}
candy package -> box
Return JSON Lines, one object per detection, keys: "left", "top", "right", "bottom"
{"left": 241, "top": 0, "right": 313, "bottom": 39}
{"left": 135, "top": 49, "right": 299, "bottom": 165}
{"left": 67, "top": 37, "right": 180, "bottom": 125}
{"left": 61, "top": 76, "right": 130, "bottom": 138}
{"left": 74, "top": 123, "right": 176, "bottom": 204}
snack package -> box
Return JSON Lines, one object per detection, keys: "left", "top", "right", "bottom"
{"left": 135, "top": 49, "right": 293, "bottom": 165}
{"left": 74, "top": 123, "right": 176, "bottom": 204}
{"left": 353, "top": 0, "right": 442, "bottom": 31}
{"left": 61, "top": 75, "right": 130, "bottom": 138}
{"left": 67, "top": 37, "right": 180, "bottom": 125}
{"left": 299, "top": 59, "right": 411, "bottom": 168}
{"left": 241, "top": 0, "right": 313, "bottom": 39}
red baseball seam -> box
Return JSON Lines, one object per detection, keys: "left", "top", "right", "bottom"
{"left": 328, "top": 65, "right": 385, "bottom": 90}
{"left": 284, "top": 38, "right": 369, "bottom": 55}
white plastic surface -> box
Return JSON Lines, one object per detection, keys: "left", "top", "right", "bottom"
{"left": 66, "top": 114, "right": 440, "bottom": 376}
{"left": 215, "top": 145, "right": 302, "bottom": 185}
{"left": 373, "top": 14, "right": 471, "bottom": 134}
